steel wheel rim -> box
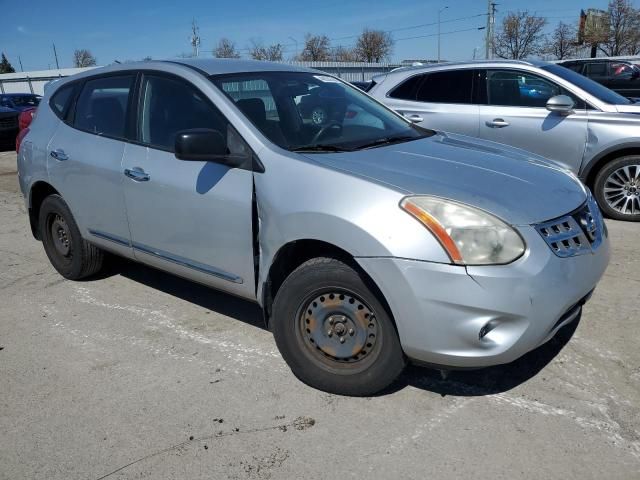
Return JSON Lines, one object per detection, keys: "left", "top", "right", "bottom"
{"left": 604, "top": 164, "right": 640, "bottom": 215}
{"left": 50, "top": 213, "right": 71, "bottom": 257}
{"left": 297, "top": 290, "right": 379, "bottom": 370}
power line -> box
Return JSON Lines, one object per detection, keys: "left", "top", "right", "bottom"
{"left": 235, "top": 11, "right": 489, "bottom": 53}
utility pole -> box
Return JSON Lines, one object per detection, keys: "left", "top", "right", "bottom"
{"left": 438, "top": 5, "right": 448, "bottom": 63}
{"left": 485, "top": 1, "right": 497, "bottom": 59}
{"left": 288, "top": 37, "right": 298, "bottom": 60}
{"left": 52, "top": 43, "right": 60, "bottom": 69}
{"left": 190, "top": 19, "right": 201, "bottom": 58}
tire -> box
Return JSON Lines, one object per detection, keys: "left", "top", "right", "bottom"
{"left": 272, "top": 257, "right": 406, "bottom": 396}
{"left": 593, "top": 155, "right": 640, "bottom": 221}
{"left": 38, "top": 194, "right": 104, "bottom": 279}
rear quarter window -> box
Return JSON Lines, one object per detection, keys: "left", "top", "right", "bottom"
{"left": 388, "top": 75, "right": 422, "bottom": 100}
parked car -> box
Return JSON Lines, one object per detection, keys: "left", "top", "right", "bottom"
{"left": 18, "top": 59, "right": 609, "bottom": 395}
{"left": 369, "top": 60, "right": 640, "bottom": 221}
{"left": 558, "top": 59, "right": 640, "bottom": 98}
{"left": 0, "top": 93, "right": 41, "bottom": 112}
{"left": 0, "top": 106, "right": 19, "bottom": 147}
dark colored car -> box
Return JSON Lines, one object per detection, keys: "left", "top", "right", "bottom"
{"left": 558, "top": 59, "right": 640, "bottom": 98}
{"left": 0, "top": 106, "right": 19, "bottom": 147}
{"left": 0, "top": 93, "right": 42, "bottom": 112}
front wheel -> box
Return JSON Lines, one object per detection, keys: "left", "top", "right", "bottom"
{"left": 594, "top": 156, "right": 640, "bottom": 221}
{"left": 272, "top": 257, "right": 406, "bottom": 396}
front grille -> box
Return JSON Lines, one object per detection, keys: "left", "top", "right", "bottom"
{"left": 0, "top": 115, "right": 18, "bottom": 129}
{"left": 535, "top": 192, "right": 604, "bottom": 258}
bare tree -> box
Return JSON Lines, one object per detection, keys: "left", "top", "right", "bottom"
{"left": 214, "top": 38, "right": 241, "bottom": 58}
{"left": 249, "top": 41, "right": 283, "bottom": 61}
{"left": 73, "top": 49, "right": 97, "bottom": 67}
{"left": 354, "top": 29, "right": 394, "bottom": 62}
{"left": 597, "top": 0, "right": 640, "bottom": 56}
{"left": 299, "top": 34, "right": 331, "bottom": 61}
{"left": 493, "top": 11, "right": 547, "bottom": 59}
{"left": 331, "top": 45, "right": 357, "bottom": 62}
{"left": 544, "top": 22, "right": 578, "bottom": 60}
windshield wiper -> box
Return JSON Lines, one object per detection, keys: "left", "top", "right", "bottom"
{"left": 291, "top": 144, "right": 353, "bottom": 153}
{"left": 354, "top": 135, "right": 420, "bottom": 150}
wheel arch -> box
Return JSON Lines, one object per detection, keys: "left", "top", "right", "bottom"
{"left": 582, "top": 144, "right": 640, "bottom": 189}
{"left": 28, "top": 181, "right": 60, "bottom": 240}
{"left": 260, "top": 239, "right": 395, "bottom": 330}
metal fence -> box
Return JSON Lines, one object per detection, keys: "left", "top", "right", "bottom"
{"left": 0, "top": 67, "right": 97, "bottom": 95}
{"left": 3, "top": 56, "right": 640, "bottom": 95}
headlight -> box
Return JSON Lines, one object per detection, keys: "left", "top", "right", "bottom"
{"left": 400, "top": 196, "right": 525, "bottom": 265}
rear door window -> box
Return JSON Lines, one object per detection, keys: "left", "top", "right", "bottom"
{"left": 73, "top": 75, "right": 134, "bottom": 139}
{"left": 415, "top": 70, "right": 474, "bottom": 104}
{"left": 584, "top": 62, "right": 608, "bottom": 78}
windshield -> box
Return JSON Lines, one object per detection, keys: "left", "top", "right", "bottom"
{"left": 543, "top": 64, "right": 631, "bottom": 105}
{"left": 10, "top": 95, "right": 41, "bottom": 107}
{"left": 211, "top": 71, "right": 432, "bottom": 152}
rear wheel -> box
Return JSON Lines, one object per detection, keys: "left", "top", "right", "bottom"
{"left": 39, "top": 194, "right": 104, "bottom": 279}
{"left": 272, "top": 257, "right": 406, "bottom": 396}
{"left": 594, "top": 156, "right": 640, "bottom": 221}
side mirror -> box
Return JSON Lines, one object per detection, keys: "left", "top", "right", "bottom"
{"left": 546, "top": 95, "right": 575, "bottom": 114}
{"left": 175, "top": 129, "right": 227, "bottom": 161}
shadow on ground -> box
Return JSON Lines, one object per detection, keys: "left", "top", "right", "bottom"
{"left": 94, "top": 256, "right": 577, "bottom": 397}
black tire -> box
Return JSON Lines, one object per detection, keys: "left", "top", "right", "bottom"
{"left": 39, "top": 194, "right": 104, "bottom": 279}
{"left": 272, "top": 257, "right": 406, "bottom": 396}
{"left": 593, "top": 155, "right": 640, "bottom": 222}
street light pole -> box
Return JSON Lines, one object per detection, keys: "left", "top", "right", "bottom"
{"left": 438, "top": 6, "right": 448, "bottom": 63}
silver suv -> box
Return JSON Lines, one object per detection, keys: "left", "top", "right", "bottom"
{"left": 369, "top": 60, "right": 640, "bottom": 221}
{"left": 17, "top": 60, "right": 609, "bottom": 395}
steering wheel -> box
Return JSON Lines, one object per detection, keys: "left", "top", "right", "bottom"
{"left": 310, "top": 121, "right": 342, "bottom": 145}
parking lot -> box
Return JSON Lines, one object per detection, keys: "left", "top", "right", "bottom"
{"left": 0, "top": 147, "right": 638, "bottom": 479}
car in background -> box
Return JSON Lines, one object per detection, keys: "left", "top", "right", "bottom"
{"left": 369, "top": 60, "right": 640, "bottom": 221}
{"left": 17, "top": 59, "right": 609, "bottom": 395}
{"left": 558, "top": 59, "right": 640, "bottom": 98}
{"left": 0, "top": 93, "right": 42, "bottom": 112}
{"left": 0, "top": 106, "right": 19, "bottom": 147}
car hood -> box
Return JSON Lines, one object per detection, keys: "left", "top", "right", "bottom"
{"left": 304, "top": 132, "right": 587, "bottom": 225}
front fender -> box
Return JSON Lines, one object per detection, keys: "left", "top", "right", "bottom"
{"left": 253, "top": 152, "right": 450, "bottom": 305}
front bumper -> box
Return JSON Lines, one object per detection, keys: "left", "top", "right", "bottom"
{"left": 357, "top": 225, "right": 610, "bottom": 368}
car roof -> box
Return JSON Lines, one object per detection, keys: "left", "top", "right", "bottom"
{"left": 372, "top": 59, "right": 550, "bottom": 81}
{"left": 1, "top": 93, "right": 41, "bottom": 97}
{"left": 168, "top": 58, "right": 314, "bottom": 75}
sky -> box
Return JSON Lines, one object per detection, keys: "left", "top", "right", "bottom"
{"left": 0, "top": 0, "right": 623, "bottom": 71}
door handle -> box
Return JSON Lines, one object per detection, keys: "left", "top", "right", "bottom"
{"left": 50, "top": 149, "right": 69, "bottom": 161}
{"left": 486, "top": 119, "right": 510, "bottom": 128}
{"left": 404, "top": 113, "right": 424, "bottom": 123}
{"left": 124, "top": 167, "right": 150, "bottom": 182}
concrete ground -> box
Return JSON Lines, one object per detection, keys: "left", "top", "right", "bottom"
{"left": 0, "top": 148, "right": 638, "bottom": 480}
